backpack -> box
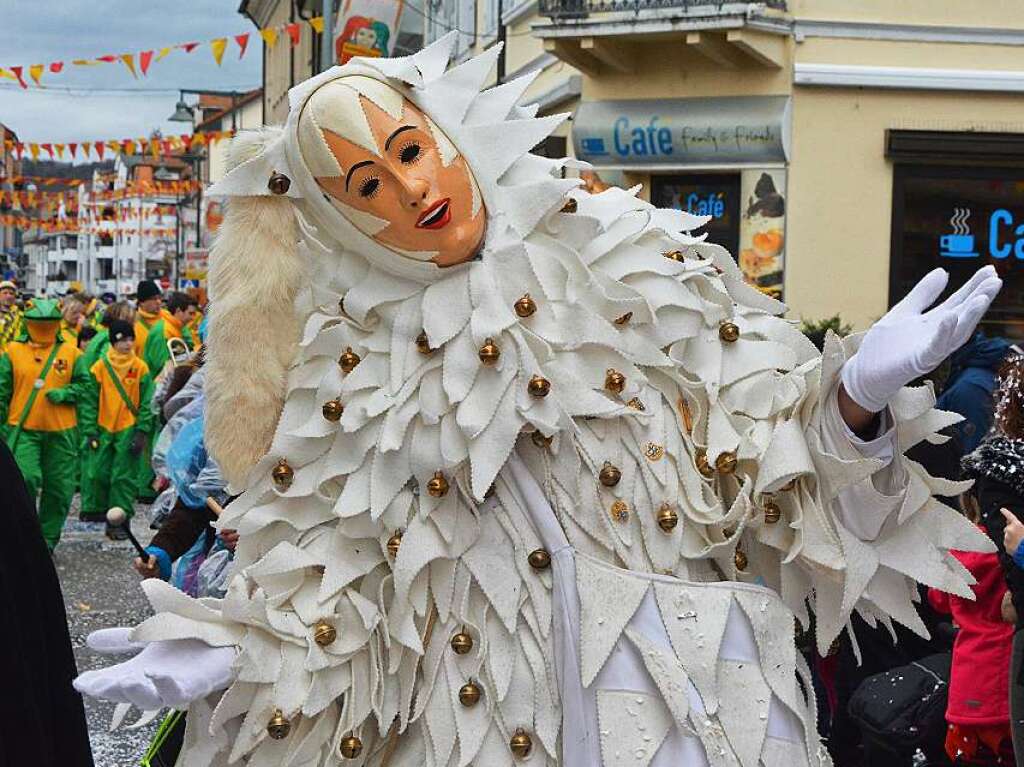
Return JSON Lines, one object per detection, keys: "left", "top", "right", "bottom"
{"left": 847, "top": 652, "right": 951, "bottom": 757}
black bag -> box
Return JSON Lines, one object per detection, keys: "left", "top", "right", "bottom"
{"left": 847, "top": 652, "right": 951, "bottom": 757}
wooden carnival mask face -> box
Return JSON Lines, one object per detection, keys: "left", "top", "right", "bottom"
{"left": 308, "top": 82, "right": 486, "bottom": 268}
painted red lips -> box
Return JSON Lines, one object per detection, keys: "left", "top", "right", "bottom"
{"left": 416, "top": 198, "right": 451, "bottom": 230}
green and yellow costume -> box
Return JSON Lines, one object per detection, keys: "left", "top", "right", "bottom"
{"left": 134, "top": 308, "right": 162, "bottom": 358}
{"left": 0, "top": 300, "right": 88, "bottom": 549}
{"left": 80, "top": 344, "right": 155, "bottom": 518}
{"left": 141, "top": 308, "right": 194, "bottom": 378}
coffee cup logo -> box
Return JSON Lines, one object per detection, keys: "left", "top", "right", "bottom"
{"left": 940, "top": 208, "right": 979, "bottom": 258}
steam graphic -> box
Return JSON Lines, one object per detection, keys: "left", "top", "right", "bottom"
{"left": 940, "top": 207, "right": 979, "bottom": 258}
{"left": 949, "top": 207, "right": 971, "bottom": 235}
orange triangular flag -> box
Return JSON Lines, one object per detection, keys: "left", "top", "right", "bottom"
{"left": 120, "top": 53, "right": 137, "bottom": 77}
{"left": 139, "top": 50, "right": 154, "bottom": 76}
{"left": 29, "top": 64, "right": 44, "bottom": 85}
{"left": 285, "top": 23, "right": 301, "bottom": 47}
{"left": 260, "top": 28, "right": 278, "bottom": 48}
{"left": 55, "top": 144, "right": 65, "bottom": 159}
{"left": 107, "top": 140, "right": 121, "bottom": 155}
{"left": 210, "top": 38, "right": 228, "bottom": 66}
{"left": 234, "top": 33, "right": 250, "bottom": 58}
{"left": 29, "top": 144, "right": 39, "bottom": 160}
{"left": 81, "top": 141, "right": 91, "bottom": 157}
{"left": 69, "top": 143, "right": 77, "bottom": 158}
{"left": 309, "top": 16, "right": 324, "bottom": 33}
{"left": 94, "top": 142, "right": 104, "bottom": 160}
{"left": 41, "top": 143, "right": 53, "bottom": 159}
{"left": 155, "top": 46, "right": 172, "bottom": 61}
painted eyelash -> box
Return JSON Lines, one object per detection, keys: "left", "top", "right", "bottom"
{"left": 358, "top": 175, "right": 382, "bottom": 199}
{"left": 397, "top": 140, "right": 423, "bottom": 165}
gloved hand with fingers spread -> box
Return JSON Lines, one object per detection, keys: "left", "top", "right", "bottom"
{"left": 841, "top": 265, "right": 1002, "bottom": 414}
{"left": 74, "top": 629, "right": 236, "bottom": 710}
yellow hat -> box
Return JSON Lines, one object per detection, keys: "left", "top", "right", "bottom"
{"left": 0, "top": 280, "right": 16, "bottom": 291}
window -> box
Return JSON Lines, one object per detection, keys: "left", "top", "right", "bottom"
{"left": 425, "top": 0, "right": 474, "bottom": 57}
{"left": 651, "top": 173, "right": 742, "bottom": 260}
{"left": 891, "top": 164, "right": 1024, "bottom": 329}
{"left": 482, "top": 0, "right": 498, "bottom": 43}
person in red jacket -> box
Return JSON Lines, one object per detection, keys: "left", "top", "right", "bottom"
{"left": 929, "top": 491, "right": 1015, "bottom": 765}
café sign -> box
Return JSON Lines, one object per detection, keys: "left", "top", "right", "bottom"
{"left": 573, "top": 96, "right": 791, "bottom": 168}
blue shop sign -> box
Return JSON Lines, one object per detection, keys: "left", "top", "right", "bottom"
{"left": 572, "top": 96, "right": 791, "bottom": 168}
{"left": 938, "top": 206, "right": 1024, "bottom": 260}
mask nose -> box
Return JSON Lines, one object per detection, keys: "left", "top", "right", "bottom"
{"left": 398, "top": 176, "right": 430, "bottom": 211}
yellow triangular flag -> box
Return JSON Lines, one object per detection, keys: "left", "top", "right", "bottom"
{"left": 260, "top": 28, "right": 278, "bottom": 48}
{"left": 55, "top": 144, "right": 65, "bottom": 159}
{"left": 29, "top": 64, "right": 44, "bottom": 85}
{"left": 210, "top": 37, "right": 228, "bottom": 66}
{"left": 120, "top": 53, "right": 137, "bottom": 77}
{"left": 107, "top": 140, "right": 121, "bottom": 155}
{"left": 155, "top": 46, "right": 172, "bottom": 61}
{"left": 0, "top": 69, "right": 15, "bottom": 81}
{"left": 309, "top": 16, "right": 324, "bottom": 33}
{"left": 29, "top": 143, "right": 39, "bottom": 160}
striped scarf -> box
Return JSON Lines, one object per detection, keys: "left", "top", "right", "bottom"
{"left": 0, "top": 306, "right": 22, "bottom": 350}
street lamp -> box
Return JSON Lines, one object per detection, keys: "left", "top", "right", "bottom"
{"left": 168, "top": 96, "right": 195, "bottom": 123}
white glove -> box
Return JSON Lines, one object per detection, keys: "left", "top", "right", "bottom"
{"left": 74, "top": 628, "right": 236, "bottom": 710}
{"left": 841, "top": 265, "right": 1002, "bottom": 413}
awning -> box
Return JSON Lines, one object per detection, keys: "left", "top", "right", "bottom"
{"left": 572, "top": 96, "right": 791, "bottom": 170}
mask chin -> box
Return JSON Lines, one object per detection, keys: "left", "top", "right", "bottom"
{"left": 26, "top": 320, "right": 59, "bottom": 345}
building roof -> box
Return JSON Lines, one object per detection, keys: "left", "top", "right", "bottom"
{"left": 194, "top": 88, "right": 262, "bottom": 133}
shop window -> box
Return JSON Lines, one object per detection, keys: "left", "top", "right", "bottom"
{"left": 891, "top": 164, "right": 1024, "bottom": 330}
{"left": 652, "top": 173, "right": 741, "bottom": 261}
{"left": 533, "top": 136, "right": 567, "bottom": 160}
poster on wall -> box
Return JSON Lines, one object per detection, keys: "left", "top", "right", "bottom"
{"left": 738, "top": 169, "right": 786, "bottom": 300}
{"left": 334, "top": 0, "right": 404, "bottom": 64}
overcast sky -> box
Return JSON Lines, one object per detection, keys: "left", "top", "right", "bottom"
{"left": 0, "top": 0, "right": 262, "bottom": 158}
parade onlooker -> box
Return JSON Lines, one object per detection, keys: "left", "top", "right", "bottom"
{"left": 938, "top": 331, "right": 1012, "bottom": 455}
{"left": 928, "top": 487, "right": 1014, "bottom": 765}
{"left": 141, "top": 290, "right": 198, "bottom": 378}
{"left": 76, "top": 325, "right": 97, "bottom": 352}
{"left": 0, "top": 440, "right": 94, "bottom": 767}
{"left": 962, "top": 353, "right": 1024, "bottom": 766}
{"left": 79, "top": 320, "right": 155, "bottom": 541}
{"left": 133, "top": 279, "right": 162, "bottom": 356}
{"left": 0, "top": 279, "right": 22, "bottom": 352}
{"left": 0, "top": 299, "right": 88, "bottom": 551}
{"left": 59, "top": 292, "right": 89, "bottom": 345}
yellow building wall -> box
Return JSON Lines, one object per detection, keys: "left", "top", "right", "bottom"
{"left": 792, "top": 0, "right": 1024, "bottom": 28}
{"left": 786, "top": 86, "right": 1024, "bottom": 329}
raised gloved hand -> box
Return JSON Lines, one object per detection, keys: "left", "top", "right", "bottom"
{"left": 74, "top": 627, "right": 236, "bottom": 710}
{"left": 841, "top": 265, "right": 1002, "bottom": 414}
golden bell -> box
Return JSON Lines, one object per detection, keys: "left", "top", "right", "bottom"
{"left": 339, "top": 735, "right": 363, "bottom": 759}
{"left": 599, "top": 462, "right": 621, "bottom": 487}
{"left": 313, "top": 620, "right": 337, "bottom": 647}
{"left": 427, "top": 471, "right": 450, "bottom": 498}
{"left": 657, "top": 504, "right": 679, "bottom": 533}
{"left": 528, "top": 548, "right": 552, "bottom": 570}
{"left": 663, "top": 249, "right": 685, "bottom": 262}
{"left": 763, "top": 498, "right": 782, "bottom": 525}
{"left": 416, "top": 330, "right": 434, "bottom": 355}
{"left": 561, "top": 198, "right": 577, "bottom": 213}
{"left": 719, "top": 321, "right": 740, "bottom": 343}
{"left": 267, "top": 709, "right": 290, "bottom": 740}
{"left": 267, "top": 172, "right": 291, "bottom": 195}
{"left": 479, "top": 338, "right": 501, "bottom": 365}
{"left": 694, "top": 450, "right": 714, "bottom": 479}
{"left": 531, "top": 431, "right": 552, "bottom": 449}
{"left": 510, "top": 729, "right": 533, "bottom": 758}
{"left": 321, "top": 398, "right": 344, "bottom": 422}
{"left": 514, "top": 294, "right": 537, "bottom": 318}
{"left": 613, "top": 311, "right": 632, "bottom": 326}
{"left": 387, "top": 530, "right": 403, "bottom": 558}
{"left": 604, "top": 369, "right": 626, "bottom": 394}
{"left": 715, "top": 451, "right": 738, "bottom": 475}
{"left": 528, "top": 375, "right": 551, "bottom": 398}
{"left": 451, "top": 629, "right": 473, "bottom": 655}
{"left": 734, "top": 549, "right": 748, "bottom": 571}
{"left": 458, "top": 681, "right": 482, "bottom": 707}
{"left": 272, "top": 459, "right": 294, "bottom": 490}
{"left": 339, "top": 347, "right": 361, "bottom": 374}
{"left": 611, "top": 500, "right": 629, "bottom": 522}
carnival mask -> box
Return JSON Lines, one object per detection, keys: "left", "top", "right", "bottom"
{"left": 298, "top": 76, "right": 486, "bottom": 268}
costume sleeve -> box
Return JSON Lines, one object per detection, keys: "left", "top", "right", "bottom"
{"left": 136, "top": 371, "right": 156, "bottom": 435}
{"left": 77, "top": 366, "right": 100, "bottom": 437}
{"left": 143, "top": 327, "right": 169, "bottom": 378}
{"left": 47, "top": 354, "right": 90, "bottom": 405}
{"left": 0, "top": 353, "right": 11, "bottom": 427}
{"left": 148, "top": 498, "right": 215, "bottom": 562}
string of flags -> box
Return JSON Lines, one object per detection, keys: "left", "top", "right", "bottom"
{"left": 0, "top": 214, "right": 175, "bottom": 237}
{"left": 0, "top": 16, "right": 325, "bottom": 89}
{"left": 2, "top": 130, "right": 234, "bottom": 162}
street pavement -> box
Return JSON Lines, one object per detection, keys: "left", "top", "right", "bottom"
{"left": 57, "top": 499, "right": 160, "bottom": 767}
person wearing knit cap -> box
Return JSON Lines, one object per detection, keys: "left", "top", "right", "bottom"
{"left": 0, "top": 280, "right": 22, "bottom": 353}
{"left": 133, "top": 280, "right": 162, "bottom": 357}
{"left": 79, "top": 319, "right": 155, "bottom": 540}
{"left": 0, "top": 299, "right": 88, "bottom": 550}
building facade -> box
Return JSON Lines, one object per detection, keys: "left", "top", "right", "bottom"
{"left": 0, "top": 123, "right": 22, "bottom": 281}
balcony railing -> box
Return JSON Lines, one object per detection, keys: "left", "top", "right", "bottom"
{"left": 539, "top": 0, "right": 785, "bottom": 19}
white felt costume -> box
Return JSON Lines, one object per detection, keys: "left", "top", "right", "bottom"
{"left": 75, "top": 33, "right": 1003, "bottom": 767}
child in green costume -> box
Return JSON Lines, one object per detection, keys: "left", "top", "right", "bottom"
{"left": 79, "top": 320, "right": 155, "bottom": 540}
{"left": 0, "top": 298, "right": 89, "bottom": 550}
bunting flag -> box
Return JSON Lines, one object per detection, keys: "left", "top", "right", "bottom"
{"left": 0, "top": 16, "right": 323, "bottom": 88}
{"left": 0, "top": 213, "right": 177, "bottom": 237}
{"left": 4, "top": 129, "right": 234, "bottom": 162}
